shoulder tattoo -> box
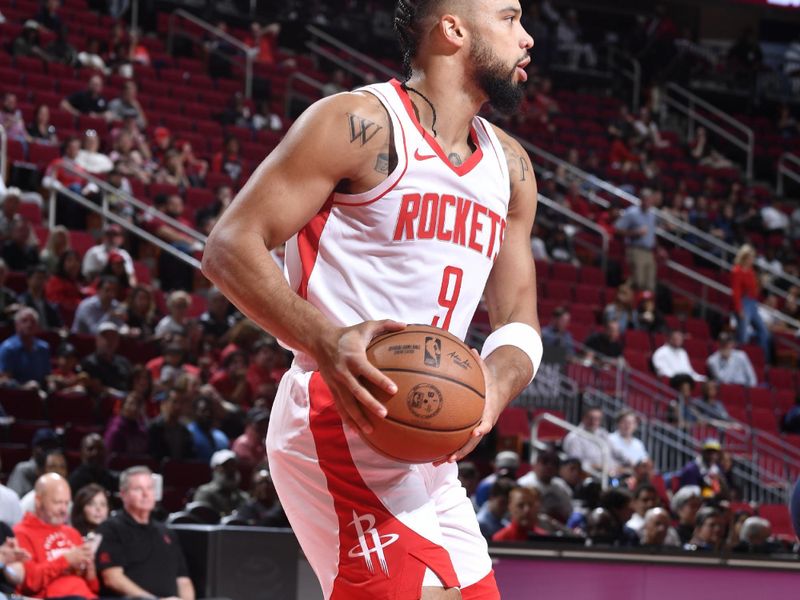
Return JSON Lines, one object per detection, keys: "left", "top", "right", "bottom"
{"left": 346, "top": 112, "right": 383, "bottom": 147}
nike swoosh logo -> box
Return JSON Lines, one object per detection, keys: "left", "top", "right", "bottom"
{"left": 414, "top": 149, "right": 437, "bottom": 161}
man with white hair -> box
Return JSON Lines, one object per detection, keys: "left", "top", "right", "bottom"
{"left": 670, "top": 485, "right": 703, "bottom": 545}
{"left": 640, "top": 507, "right": 680, "bottom": 547}
{"left": 0, "top": 307, "right": 51, "bottom": 388}
{"left": 13, "top": 473, "right": 99, "bottom": 598}
{"left": 734, "top": 516, "right": 775, "bottom": 553}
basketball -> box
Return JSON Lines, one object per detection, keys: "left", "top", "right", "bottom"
{"left": 360, "top": 325, "right": 486, "bottom": 463}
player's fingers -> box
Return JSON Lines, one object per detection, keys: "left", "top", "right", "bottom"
{"left": 343, "top": 371, "right": 388, "bottom": 418}
{"left": 354, "top": 357, "right": 398, "bottom": 396}
{"left": 369, "top": 319, "right": 407, "bottom": 336}
{"left": 329, "top": 380, "right": 375, "bottom": 434}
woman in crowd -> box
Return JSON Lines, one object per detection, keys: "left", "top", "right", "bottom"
{"left": 104, "top": 392, "right": 148, "bottom": 456}
{"left": 45, "top": 249, "right": 86, "bottom": 313}
{"left": 125, "top": 285, "right": 159, "bottom": 339}
{"left": 27, "top": 104, "right": 58, "bottom": 144}
{"left": 39, "top": 225, "right": 71, "bottom": 273}
{"left": 155, "top": 290, "right": 193, "bottom": 339}
{"left": 70, "top": 484, "right": 110, "bottom": 537}
{"left": 731, "top": 244, "right": 771, "bottom": 361}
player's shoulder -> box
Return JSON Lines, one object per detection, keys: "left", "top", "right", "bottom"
{"left": 301, "top": 89, "right": 390, "bottom": 134}
{"left": 484, "top": 122, "right": 535, "bottom": 191}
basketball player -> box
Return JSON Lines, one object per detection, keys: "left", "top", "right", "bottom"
{"left": 202, "top": 1, "right": 541, "bottom": 598}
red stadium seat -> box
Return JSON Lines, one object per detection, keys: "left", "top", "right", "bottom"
{"left": 1, "top": 389, "right": 46, "bottom": 421}
{"left": 27, "top": 142, "right": 61, "bottom": 169}
{"left": 162, "top": 459, "right": 211, "bottom": 488}
{"left": 758, "top": 504, "right": 794, "bottom": 539}
{"left": 767, "top": 368, "right": 796, "bottom": 391}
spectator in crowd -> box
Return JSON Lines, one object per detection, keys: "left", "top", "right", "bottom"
{"left": 563, "top": 407, "right": 611, "bottom": 474}
{"left": 153, "top": 149, "right": 191, "bottom": 190}
{"left": 236, "top": 468, "right": 289, "bottom": 527}
{"left": 608, "top": 410, "right": 649, "bottom": 471}
{"left": 0, "top": 93, "right": 31, "bottom": 148}
{"left": 147, "top": 385, "right": 195, "bottom": 461}
{"left": 70, "top": 484, "right": 110, "bottom": 537}
{"left": 492, "top": 487, "right": 546, "bottom": 541}
{"left": 77, "top": 37, "right": 108, "bottom": 72}
{"left": 688, "top": 379, "right": 736, "bottom": 426}
{"left": 476, "top": 477, "right": 514, "bottom": 540}
{"left": 731, "top": 244, "right": 771, "bottom": 362}
{"left": 146, "top": 194, "right": 198, "bottom": 292}
{"left": 211, "top": 136, "right": 244, "bottom": 182}
{"left": 684, "top": 506, "right": 724, "bottom": 552}
{"left": 147, "top": 335, "right": 200, "bottom": 391}
{"left": 82, "top": 224, "right": 136, "bottom": 284}
{"left": 0, "top": 527, "right": 28, "bottom": 593}
{"left": 19, "top": 448, "right": 69, "bottom": 513}
{"left": 199, "top": 287, "right": 235, "bottom": 342}
{"left": 232, "top": 408, "right": 269, "bottom": 469}
{"left": 474, "top": 450, "right": 520, "bottom": 508}
{"left": 71, "top": 276, "right": 124, "bottom": 335}
{"left": 0, "top": 189, "right": 24, "bottom": 239}
{"left": 195, "top": 185, "right": 234, "bottom": 229}
{"left": 625, "top": 484, "right": 660, "bottom": 535}
{"left": 104, "top": 393, "right": 148, "bottom": 456}
{"left": 108, "top": 81, "right": 147, "bottom": 129}
{"left": 176, "top": 139, "right": 208, "bottom": 187}
{"left": 251, "top": 100, "right": 283, "bottom": 132}
{"left": 677, "top": 439, "right": 727, "bottom": 495}
{"left": 12, "top": 20, "right": 50, "bottom": 61}
{"left": 0, "top": 455, "right": 23, "bottom": 526}
{"left": 39, "top": 225, "right": 71, "bottom": 273}
{"left": 45, "top": 249, "right": 86, "bottom": 313}
{"left": 609, "top": 134, "right": 641, "bottom": 173}
{"left": 36, "top": 0, "right": 65, "bottom": 35}
{"left": 540, "top": 306, "right": 575, "bottom": 358}
{"left": 0, "top": 307, "right": 51, "bottom": 390}
{"left": 583, "top": 318, "right": 625, "bottom": 364}
{"left": 188, "top": 395, "right": 230, "bottom": 463}
{"left": 75, "top": 129, "right": 114, "bottom": 175}
{"left": 559, "top": 457, "right": 582, "bottom": 495}
{"left": 19, "top": 264, "right": 63, "bottom": 330}
{"left": 246, "top": 335, "right": 286, "bottom": 400}
{"left": 246, "top": 21, "right": 281, "bottom": 65}
{"left": 27, "top": 104, "right": 59, "bottom": 144}
{"left": 670, "top": 485, "right": 703, "bottom": 544}
{"left": 155, "top": 290, "right": 193, "bottom": 339}
{"left": 124, "top": 285, "right": 158, "bottom": 339}
{"left": 96, "top": 466, "right": 195, "bottom": 599}
{"left": 209, "top": 349, "right": 251, "bottom": 407}
{"left": 734, "top": 516, "right": 775, "bottom": 554}
{"left": 150, "top": 126, "right": 173, "bottom": 165}
{"left": 706, "top": 332, "right": 757, "bottom": 387}
{"left": 640, "top": 507, "right": 673, "bottom": 547}
{"left": 635, "top": 290, "right": 665, "bottom": 333}
{"left": 556, "top": 9, "right": 597, "bottom": 68}
{"left": 1, "top": 218, "right": 39, "bottom": 273}
{"left": 7, "top": 428, "right": 60, "bottom": 498}
{"left": 68, "top": 433, "right": 118, "bottom": 495}
{"left": 14, "top": 473, "right": 99, "bottom": 598}
{"left": 597, "top": 488, "right": 639, "bottom": 547}
{"left": 517, "top": 448, "right": 573, "bottom": 523}
{"left": 219, "top": 92, "right": 254, "bottom": 128}
{"left": 193, "top": 449, "right": 249, "bottom": 517}
{"left": 652, "top": 329, "right": 706, "bottom": 387}
{"left": 603, "top": 284, "right": 638, "bottom": 334}
{"left": 458, "top": 462, "right": 480, "bottom": 510}
{"left": 109, "top": 130, "right": 152, "bottom": 184}
{"left": 0, "top": 258, "right": 19, "bottom": 323}
{"left": 615, "top": 189, "right": 660, "bottom": 292}
{"left": 321, "top": 69, "right": 348, "bottom": 97}
{"left": 634, "top": 107, "right": 669, "bottom": 149}
{"left": 778, "top": 105, "right": 800, "bottom": 138}
{"left": 61, "top": 74, "right": 109, "bottom": 119}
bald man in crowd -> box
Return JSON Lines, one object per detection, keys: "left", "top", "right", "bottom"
{"left": 13, "top": 473, "right": 99, "bottom": 598}
{"left": 641, "top": 507, "right": 672, "bottom": 547}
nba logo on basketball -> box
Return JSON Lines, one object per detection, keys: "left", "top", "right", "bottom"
{"left": 424, "top": 336, "right": 441, "bottom": 368}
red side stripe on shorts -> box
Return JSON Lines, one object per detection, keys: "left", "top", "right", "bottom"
{"left": 297, "top": 196, "right": 334, "bottom": 300}
{"left": 307, "top": 372, "right": 459, "bottom": 600}
{"left": 462, "top": 570, "right": 500, "bottom": 600}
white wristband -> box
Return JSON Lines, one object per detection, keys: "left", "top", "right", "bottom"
{"left": 480, "top": 322, "right": 543, "bottom": 385}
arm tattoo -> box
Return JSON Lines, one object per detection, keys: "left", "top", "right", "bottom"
{"left": 519, "top": 156, "right": 530, "bottom": 182}
{"left": 374, "top": 153, "right": 389, "bottom": 174}
{"left": 448, "top": 153, "right": 463, "bottom": 167}
{"left": 347, "top": 113, "right": 383, "bottom": 146}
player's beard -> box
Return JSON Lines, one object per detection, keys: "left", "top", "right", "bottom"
{"left": 470, "top": 36, "right": 526, "bottom": 115}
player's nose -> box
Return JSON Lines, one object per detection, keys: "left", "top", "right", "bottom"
{"left": 521, "top": 28, "right": 534, "bottom": 50}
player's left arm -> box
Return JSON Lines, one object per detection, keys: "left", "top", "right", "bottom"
{"left": 437, "top": 131, "right": 540, "bottom": 464}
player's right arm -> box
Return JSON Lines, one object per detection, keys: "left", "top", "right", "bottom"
{"left": 202, "top": 92, "right": 401, "bottom": 433}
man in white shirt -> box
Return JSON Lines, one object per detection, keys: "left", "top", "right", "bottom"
{"left": 517, "top": 448, "right": 573, "bottom": 523}
{"left": 608, "top": 410, "right": 649, "bottom": 469}
{"left": 81, "top": 223, "right": 136, "bottom": 283}
{"left": 563, "top": 407, "right": 612, "bottom": 474}
{"left": 706, "top": 332, "right": 758, "bottom": 387}
{"left": 652, "top": 329, "right": 706, "bottom": 386}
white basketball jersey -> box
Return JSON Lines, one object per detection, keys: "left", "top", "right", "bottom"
{"left": 284, "top": 79, "right": 511, "bottom": 350}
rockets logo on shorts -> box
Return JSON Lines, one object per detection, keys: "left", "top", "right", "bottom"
{"left": 348, "top": 510, "right": 399, "bottom": 576}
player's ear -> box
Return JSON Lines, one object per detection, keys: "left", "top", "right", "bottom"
{"left": 439, "top": 13, "right": 467, "bottom": 50}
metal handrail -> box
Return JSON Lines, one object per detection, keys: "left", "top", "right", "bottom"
{"left": 167, "top": 9, "right": 255, "bottom": 98}
{"left": 777, "top": 152, "right": 800, "bottom": 196}
{"left": 662, "top": 82, "right": 754, "bottom": 180}
{"left": 58, "top": 164, "right": 207, "bottom": 245}
{"left": 306, "top": 25, "right": 399, "bottom": 80}
{"left": 531, "top": 412, "right": 611, "bottom": 489}
{"left": 304, "top": 42, "right": 375, "bottom": 84}
{"left": 284, "top": 72, "right": 327, "bottom": 120}
{"left": 0, "top": 125, "right": 6, "bottom": 183}
{"left": 608, "top": 47, "right": 641, "bottom": 112}
{"left": 538, "top": 193, "right": 609, "bottom": 273}
{"left": 49, "top": 183, "right": 202, "bottom": 269}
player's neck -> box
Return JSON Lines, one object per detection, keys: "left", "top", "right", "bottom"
{"left": 403, "top": 71, "right": 483, "bottom": 150}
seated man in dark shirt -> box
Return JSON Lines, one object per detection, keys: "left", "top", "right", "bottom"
{"left": 1, "top": 217, "right": 39, "bottom": 273}
{"left": 96, "top": 466, "right": 195, "bottom": 599}
{"left": 60, "top": 74, "right": 109, "bottom": 118}
{"left": 18, "top": 264, "right": 62, "bottom": 330}
{"left": 235, "top": 468, "right": 289, "bottom": 527}
{"left": 583, "top": 318, "right": 624, "bottom": 364}
{"left": 81, "top": 321, "right": 133, "bottom": 398}
{"left": 67, "top": 433, "right": 118, "bottom": 495}
{"left": 147, "top": 385, "right": 195, "bottom": 461}
{"left": 193, "top": 449, "right": 249, "bottom": 517}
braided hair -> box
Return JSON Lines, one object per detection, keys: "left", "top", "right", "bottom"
{"left": 394, "top": 0, "right": 442, "bottom": 78}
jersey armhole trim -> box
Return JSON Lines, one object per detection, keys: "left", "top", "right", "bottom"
{"left": 331, "top": 87, "right": 409, "bottom": 207}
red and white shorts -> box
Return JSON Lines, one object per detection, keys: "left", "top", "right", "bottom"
{"left": 266, "top": 365, "right": 499, "bottom": 600}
